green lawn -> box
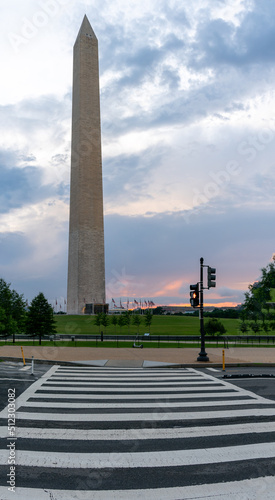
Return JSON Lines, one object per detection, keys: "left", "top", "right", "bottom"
{"left": 54, "top": 314, "right": 241, "bottom": 336}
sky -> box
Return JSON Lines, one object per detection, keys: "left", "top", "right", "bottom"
{"left": 0, "top": 0, "right": 275, "bottom": 309}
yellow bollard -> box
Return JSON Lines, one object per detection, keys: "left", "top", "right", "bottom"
{"left": 20, "top": 346, "right": 26, "bottom": 366}
{"left": 222, "top": 349, "right": 225, "bottom": 371}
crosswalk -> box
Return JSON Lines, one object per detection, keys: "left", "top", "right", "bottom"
{"left": 0, "top": 365, "right": 275, "bottom": 499}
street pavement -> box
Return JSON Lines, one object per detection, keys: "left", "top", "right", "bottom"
{"left": 0, "top": 364, "right": 275, "bottom": 499}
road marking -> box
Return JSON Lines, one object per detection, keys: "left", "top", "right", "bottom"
{"left": 0, "top": 476, "right": 274, "bottom": 500}
{"left": 23, "top": 391, "right": 252, "bottom": 400}
{"left": 20, "top": 366, "right": 31, "bottom": 371}
{"left": 50, "top": 375, "right": 204, "bottom": 381}
{"left": 1, "top": 442, "right": 275, "bottom": 468}
{"left": 44, "top": 379, "right": 212, "bottom": 385}
{"left": 14, "top": 407, "right": 275, "bottom": 421}
{"left": 1, "top": 420, "right": 275, "bottom": 440}
{"left": 21, "top": 398, "right": 264, "bottom": 409}
{"left": 0, "top": 378, "right": 34, "bottom": 382}
{"left": 206, "top": 367, "right": 220, "bottom": 372}
{"left": 35, "top": 385, "right": 238, "bottom": 392}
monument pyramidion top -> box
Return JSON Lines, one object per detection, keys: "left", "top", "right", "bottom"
{"left": 76, "top": 14, "right": 97, "bottom": 42}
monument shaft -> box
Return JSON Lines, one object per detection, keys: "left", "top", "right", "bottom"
{"left": 67, "top": 16, "right": 106, "bottom": 314}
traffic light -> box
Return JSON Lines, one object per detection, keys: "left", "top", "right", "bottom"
{"left": 190, "top": 283, "right": 200, "bottom": 307}
{"left": 207, "top": 267, "right": 216, "bottom": 288}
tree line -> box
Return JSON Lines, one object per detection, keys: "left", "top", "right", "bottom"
{"left": 0, "top": 278, "right": 56, "bottom": 344}
{"left": 94, "top": 310, "right": 153, "bottom": 334}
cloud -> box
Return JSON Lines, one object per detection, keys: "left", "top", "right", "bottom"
{"left": 189, "top": 1, "right": 275, "bottom": 69}
{"left": 0, "top": 147, "right": 70, "bottom": 214}
{"left": 1, "top": 0, "right": 275, "bottom": 307}
{"left": 105, "top": 203, "right": 275, "bottom": 305}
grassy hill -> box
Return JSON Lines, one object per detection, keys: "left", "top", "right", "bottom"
{"left": 54, "top": 314, "right": 240, "bottom": 336}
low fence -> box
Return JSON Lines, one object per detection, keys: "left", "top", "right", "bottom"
{"left": 1, "top": 334, "right": 275, "bottom": 347}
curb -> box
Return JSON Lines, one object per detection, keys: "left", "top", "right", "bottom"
{"left": 1, "top": 356, "right": 275, "bottom": 369}
{"left": 223, "top": 373, "right": 275, "bottom": 378}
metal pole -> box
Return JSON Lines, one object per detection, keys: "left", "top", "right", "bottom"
{"left": 31, "top": 355, "right": 34, "bottom": 376}
{"left": 20, "top": 346, "right": 26, "bottom": 366}
{"left": 197, "top": 257, "right": 209, "bottom": 362}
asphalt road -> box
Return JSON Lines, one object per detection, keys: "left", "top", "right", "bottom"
{"left": 202, "top": 366, "right": 275, "bottom": 401}
{"left": 0, "top": 363, "right": 275, "bottom": 499}
{"left": 0, "top": 361, "right": 51, "bottom": 412}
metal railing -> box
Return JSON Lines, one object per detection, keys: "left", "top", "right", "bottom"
{"left": 1, "top": 334, "right": 275, "bottom": 347}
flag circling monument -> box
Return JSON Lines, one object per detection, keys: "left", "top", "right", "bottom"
{"left": 67, "top": 15, "right": 107, "bottom": 315}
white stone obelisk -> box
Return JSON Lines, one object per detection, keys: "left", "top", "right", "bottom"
{"left": 67, "top": 15, "right": 106, "bottom": 314}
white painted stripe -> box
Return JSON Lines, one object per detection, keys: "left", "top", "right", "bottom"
{"left": 21, "top": 398, "right": 263, "bottom": 409}
{"left": 0, "top": 378, "right": 35, "bottom": 381}
{"left": 33, "top": 385, "right": 236, "bottom": 392}
{"left": 1, "top": 477, "right": 275, "bottom": 500}
{"left": 206, "top": 368, "right": 220, "bottom": 372}
{"left": 56, "top": 368, "right": 191, "bottom": 373}
{"left": 0, "top": 365, "right": 60, "bottom": 418}
{"left": 43, "top": 380, "right": 223, "bottom": 386}
{"left": 19, "top": 366, "right": 31, "bottom": 371}
{"left": 14, "top": 407, "right": 275, "bottom": 422}
{"left": 25, "top": 391, "right": 252, "bottom": 400}
{"left": 50, "top": 375, "right": 204, "bottom": 381}
{"left": 1, "top": 420, "right": 275, "bottom": 441}
{"left": 0, "top": 442, "right": 274, "bottom": 468}
{"left": 33, "top": 385, "right": 245, "bottom": 392}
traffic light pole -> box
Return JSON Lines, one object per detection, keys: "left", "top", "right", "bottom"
{"left": 197, "top": 257, "right": 209, "bottom": 362}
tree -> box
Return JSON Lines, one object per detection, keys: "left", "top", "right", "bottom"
{"left": 204, "top": 318, "right": 226, "bottom": 336}
{"left": 100, "top": 313, "right": 109, "bottom": 333}
{"left": 153, "top": 306, "right": 164, "bottom": 315}
{"left": 94, "top": 313, "right": 102, "bottom": 333}
{"left": 117, "top": 314, "right": 126, "bottom": 334}
{"left": 249, "top": 320, "right": 261, "bottom": 335}
{"left": 0, "top": 278, "right": 26, "bottom": 340}
{"left": 0, "top": 307, "right": 6, "bottom": 335}
{"left": 123, "top": 311, "right": 131, "bottom": 334}
{"left": 111, "top": 314, "right": 118, "bottom": 333}
{"left": 26, "top": 293, "right": 56, "bottom": 345}
{"left": 243, "top": 260, "right": 275, "bottom": 323}
{"left": 239, "top": 322, "right": 248, "bottom": 334}
{"left": 132, "top": 313, "right": 142, "bottom": 333}
{"left": 144, "top": 310, "right": 153, "bottom": 333}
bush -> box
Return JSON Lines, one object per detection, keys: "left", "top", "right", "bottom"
{"left": 204, "top": 318, "right": 226, "bottom": 336}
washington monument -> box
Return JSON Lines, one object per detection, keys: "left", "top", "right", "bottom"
{"left": 67, "top": 15, "right": 106, "bottom": 315}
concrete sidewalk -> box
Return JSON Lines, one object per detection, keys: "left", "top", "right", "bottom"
{"left": 1, "top": 345, "right": 275, "bottom": 367}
